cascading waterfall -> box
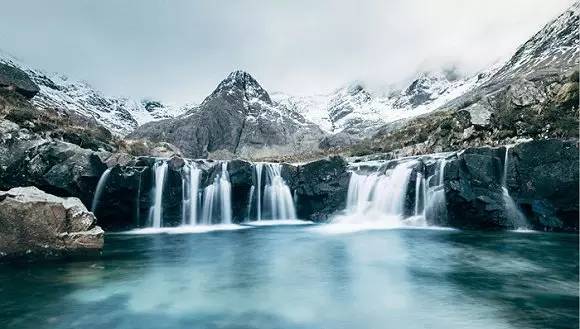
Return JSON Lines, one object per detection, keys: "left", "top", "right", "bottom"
{"left": 502, "top": 146, "right": 528, "bottom": 229}
{"left": 200, "top": 162, "right": 232, "bottom": 225}
{"left": 248, "top": 163, "right": 296, "bottom": 221}
{"left": 91, "top": 168, "right": 112, "bottom": 213}
{"left": 263, "top": 164, "right": 297, "bottom": 219}
{"left": 413, "top": 172, "right": 424, "bottom": 216}
{"left": 341, "top": 161, "right": 415, "bottom": 226}
{"left": 421, "top": 158, "right": 448, "bottom": 224}
{"left": 149, "top": 161, "right": 168, "bottom": 228}
{"left": 255, "top": 163, "right": 263, "bottom": 220}
{"left": 181, "top": 162, "right": 202, "bottom": 225}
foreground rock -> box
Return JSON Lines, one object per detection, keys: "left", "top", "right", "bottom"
{"left": 0, "top": 187, "right": 104, "bottom": 261}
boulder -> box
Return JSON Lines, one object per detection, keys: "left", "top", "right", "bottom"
{"left": 0, "top": 63, "right": 40, "bottom": 99}
{"left": 443, "top": 147, "right": 512, "bottom": 229}
{"left": 0, "top": 186, "right": 104, "bottom": 261}
{"left": 92, "top": 165, "right": 149, "bottom": 231}
{"left": 295, "top": 156, "right": 350, "bottom": 222}
{"left": 0, "top": 141, "right": 107, "bottom": 206}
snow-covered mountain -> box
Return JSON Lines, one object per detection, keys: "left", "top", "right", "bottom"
{"left": 130, "top": 70, "right": 324, "bottom": 159}
{"left": 273, "top": 2, "right": 579, "bottom": 144}
{"left": 491, "top": 1, "right": 578, "bottom": 82}
{"left": 272, "top": 68, "right": 496, "bottom": 139}
{"left": 1, "top": 1, "right": 577, "bottom": 157}
{"left": 0, "top": 51, "right": 188, "bottom": 135}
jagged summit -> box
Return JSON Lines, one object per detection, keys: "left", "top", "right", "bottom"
{"left": 208, "top": 70, "right": 271, "bottom": 105}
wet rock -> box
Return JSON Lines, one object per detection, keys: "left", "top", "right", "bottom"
{"left": 510, "top": 139, "right": 579, "bottom": 231}
{"left": 226, "top": 160, "right": 254, "bottom": 223}
{"left": 168, "top": 155, "right": 185, "bottom": 170}
{"left": 0, "top": 186, "right": 104, "bottom": 262}
{"left": 443, "top": 147, "right": 511, "bottom": 229}
{"left": 442, "top": 140, "right": 579, "bottom": 231}
{"left": 92, "top": 165, "right": 149, "bottom": 231}
{"left": 295, "top": 156, "right": 350, "bottom": 222}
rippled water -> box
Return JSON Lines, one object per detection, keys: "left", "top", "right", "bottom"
{"left": 0, "top": 225, "right": 577, "bottom": 329}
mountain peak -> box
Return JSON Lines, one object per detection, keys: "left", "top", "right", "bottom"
{"left": 209, "top": 70, "right": 271, "bottom": 104}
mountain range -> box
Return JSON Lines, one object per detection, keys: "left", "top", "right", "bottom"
{"left": 0, "top": 2, "right": 578, "bottom": 160}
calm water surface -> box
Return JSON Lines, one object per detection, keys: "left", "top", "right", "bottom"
{"left": 0, "top": 224, "right": 578, "bottom": 329}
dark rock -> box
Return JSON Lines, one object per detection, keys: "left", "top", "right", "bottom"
{"left": 168, "top": 155, "right": 185, "bottom": 170}
{"left": 510, "top": 139, "right": 579, "bottom": 231}
{"left": 0, "top": 63, "right": 40, "bottom": 99}
{"left": 227, "top": 160, "right": 254, "bottom": 223}
{"left": 443, "top": 147, "right": 511, "bottom": 229}
{"left": 295, "top": 156, "right": 350, "bottom": 222}
{"left": 0, "top": 141, "right": 107, "bottom": 207}
{"left": 0, "top": 186, "right": 104, "bottom": 262}
{"left": 441, "top": 140, "right": 579, "bottom": 231}
{"left": 92, "top": 165, "right": 148, "bottom": 230}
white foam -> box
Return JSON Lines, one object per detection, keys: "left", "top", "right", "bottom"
{"left": 117, "top": 224, "right": 249, "bottom": 235}
{"left": 510, "top": 228, "right": 539, "bottom": 234}
{"left": 243, "top": 219, "right": 314, "bottom": 227}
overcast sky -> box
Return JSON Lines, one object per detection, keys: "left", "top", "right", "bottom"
{"left": 0, "top": 0, "right": 574, "bottom": 103}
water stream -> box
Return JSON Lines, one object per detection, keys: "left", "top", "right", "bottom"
{"left": 91, "top": 168, "right": 112, "bottom": 213}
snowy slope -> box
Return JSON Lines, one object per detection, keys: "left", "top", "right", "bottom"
{"left": 272, "top": 68, "right": 496, "bottom": 138}
{"left": 273, "top": 3, "right": 579, "bottom": 140}
{"left": 0, "top": 51, "right": 187, "bottom": 135}
{"left": 491, "top": 1, "right": 579, "bottom": 82}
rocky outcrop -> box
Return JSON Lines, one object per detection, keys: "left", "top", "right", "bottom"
{"left": 0, "top": 187, "right": 103, "bottom": 261}
{"left": 0, "top": 63, "right": 39, "bottom": 99}
{"left": 129, "top": 71, "right": 324, "bottom": 160}
{"left": 442, "top": 139, "right": 579, "bottom": 231}
{"left": 509, "top": 140, "right": 579, "bottom": 231}
{"left": 294, "top": 156, "right": 350, "bottom": 222}
{"left": 444, "top": 147, "right": 511, "bottom": 229}
{"left": 0, "top": 141, "right": 108, "bottom": 206}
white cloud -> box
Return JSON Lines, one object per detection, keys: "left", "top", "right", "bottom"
{"left": 0, "top": 0, "right": 574, "bottom": 103}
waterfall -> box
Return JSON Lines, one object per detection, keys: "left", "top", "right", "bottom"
{"left": 255, "top": 163, "right": 263, "bottom": 220}
{"left": 340, "top": 161, "right": 415, "bottom": 226}
{"left": 413, "top": 172, "right": 424, "bottom": 216}
{"left": 502, "top": 146, "right": 528, "bottom": 229}
{"left": 418, "top": 158, "right": 447, "bottom": 225}
{"left": 263, "top": 164, "right": 297, "bottom": 219}
{"left": 181, "top": 162, "right": 201, "bottom": 225}
{"left": 200, "top": 162, "right": 232, "bottom": 225}
{"left": 91, "top": 168, "right": 112, "bottom": 213}
{"left": 249, "top": 163, "right": 296, "bottom": 220}
{"left": 149, "top": 161, "right": 168, "bottom": 228}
